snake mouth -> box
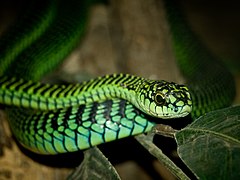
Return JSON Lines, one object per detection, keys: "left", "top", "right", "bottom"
{"left": 148, "top": 105, "right": 192, "bottom": 119}
{"left": 160, "top": 111, "right": 190, "bottom": 119}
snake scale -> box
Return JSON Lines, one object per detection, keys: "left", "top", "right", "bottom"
{"left": 0, "top": 0, "right": 235, "bottom": 154}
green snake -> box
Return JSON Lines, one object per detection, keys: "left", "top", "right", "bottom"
{"left": 0, "top": 0, "right": 235, "bottom": 154}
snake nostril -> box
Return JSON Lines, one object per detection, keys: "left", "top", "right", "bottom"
{"left": 174, "top": 107, "right": 178, "bottom": 112}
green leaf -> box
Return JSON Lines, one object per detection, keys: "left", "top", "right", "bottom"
{"left": 175, "top": 106, "right": 240, "bottom": 179}
{"left": 67, "top": 147, "right": 121, "bottom": 180}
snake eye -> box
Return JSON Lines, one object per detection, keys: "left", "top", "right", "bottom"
{"left": 154, "top": 93, "right": 165, "bottom": 105}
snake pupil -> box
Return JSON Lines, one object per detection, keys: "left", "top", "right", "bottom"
{"left": 155, "top": 93, "right": 165, "bottom": 105}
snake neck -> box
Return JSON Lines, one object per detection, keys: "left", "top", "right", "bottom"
{"left": 0, "top": 74, "right": 143, "bottom": 110}
{"left": 73, "top": 74, "right": 145, "bottom": 110}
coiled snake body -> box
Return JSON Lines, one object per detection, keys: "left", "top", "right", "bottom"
{"left": 0, "top": 0, "right": 235, "bottom": 154}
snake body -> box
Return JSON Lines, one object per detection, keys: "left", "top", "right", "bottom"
{"left": 0, "top": 73, "right": 191, "bottom": 153}
{"left": 0, "top": 0, "right": 235, "bottom": 154}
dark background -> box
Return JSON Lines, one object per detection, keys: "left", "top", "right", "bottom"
{"left": 0, "top": 0, "right": 239, "bottom": 179}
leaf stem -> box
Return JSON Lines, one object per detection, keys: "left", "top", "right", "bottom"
{"left": 135, "top": 134, "right": 190, "bottom": 180}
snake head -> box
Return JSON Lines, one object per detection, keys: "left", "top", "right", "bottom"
{"left": 135, "top": 80, "right": 192, "bottom": 119}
